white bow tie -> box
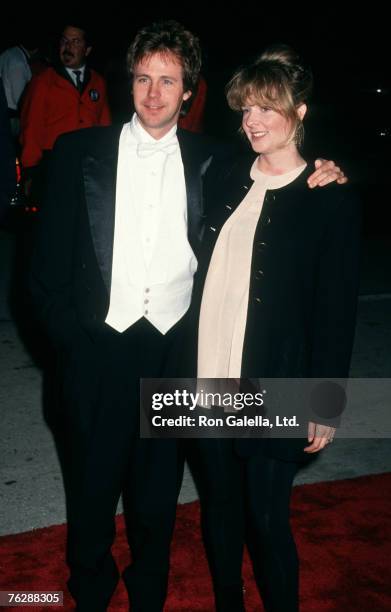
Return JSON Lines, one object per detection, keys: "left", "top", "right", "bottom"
{"left": 136, "top": 141, "right": 178, "bottom": 158}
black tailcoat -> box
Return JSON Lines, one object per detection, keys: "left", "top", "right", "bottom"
{"left": 30, "top": 125, "right": 215, "bottom": 355}
{"left": 29, "top": 124, "right": 217, "bottom": 608}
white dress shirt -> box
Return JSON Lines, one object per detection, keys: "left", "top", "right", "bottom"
{"left": 105, "top": 113, "right": 197, "bottom": 334}
{"left": 0, "top": 46, "right": 32, "bottom": 110}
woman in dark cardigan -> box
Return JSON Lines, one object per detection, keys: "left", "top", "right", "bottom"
{"left": 194, "top": 45, "right": 361, "bottom": 611}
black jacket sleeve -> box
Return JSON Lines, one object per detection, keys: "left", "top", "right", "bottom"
{"left": 29, "top": 132, "right": 89, "bottom": 350}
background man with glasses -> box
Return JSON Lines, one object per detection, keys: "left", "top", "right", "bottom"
{"left": 19, "top": 22, "right": 111, "bottom": 201}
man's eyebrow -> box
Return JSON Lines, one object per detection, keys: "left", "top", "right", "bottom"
{"left": 134, "top": 72, "right": 178, "bottom": 81}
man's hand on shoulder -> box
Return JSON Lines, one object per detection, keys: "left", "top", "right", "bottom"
{"left": 307, "top": 159, "right": 348, "bottom": 188}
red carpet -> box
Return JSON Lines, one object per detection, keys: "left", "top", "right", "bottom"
{"left": 0, "top": 473, "right": 390, "bottom": 611}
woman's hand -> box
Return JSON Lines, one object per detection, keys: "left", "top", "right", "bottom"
{"left": 307, "top": 159, "right": 348, "bottom": 188}
{"left": 304, "top": 421, "right": 336, "bottom": 453}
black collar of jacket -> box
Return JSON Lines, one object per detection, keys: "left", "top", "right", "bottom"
{"left": 55, "top": 64, "right": 91, "bottom": 92}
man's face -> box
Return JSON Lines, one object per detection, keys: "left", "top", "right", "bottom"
{"left": 132, "top": 51, "right": 191, "bottom": 140}
{"left": 59, "top": 26, "right": 91, "bottom": 69}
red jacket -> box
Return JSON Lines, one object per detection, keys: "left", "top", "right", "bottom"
{"left": 20, "top": 66, "right": 111, "bottom": 168}
{"left": 178, "top": 75, "right": 207, "bottom": 133}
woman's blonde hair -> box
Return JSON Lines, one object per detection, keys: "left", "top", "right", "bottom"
{"left": 226, "top": 44, "right": 313, "bottom": 146}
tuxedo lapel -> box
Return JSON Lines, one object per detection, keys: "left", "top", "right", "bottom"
{"left": 82, "top": 127, "right": 122, "bottom": 292}
{"left": 177, "top": 129, "right": 213, "bottom": 251}
{"left": 82, "top": 127, "right": 212, "bottom": 292}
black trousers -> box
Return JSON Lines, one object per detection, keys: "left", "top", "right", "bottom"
{"left": 190, "top": 439, "right": 299, "bottom": 612}
{"left": 57, "top": 317, "right": 187, "bottom": 611}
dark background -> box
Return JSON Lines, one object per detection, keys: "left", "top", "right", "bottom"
{"left": 1, "top": 5, "right": 390, "bottom": 234}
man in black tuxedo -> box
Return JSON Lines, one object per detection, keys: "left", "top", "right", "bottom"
{"left": 29, "top": 20, "right": 214, "bottom": 611}
{"left": 29, "top": 20, "right": 346, "bottom": 612}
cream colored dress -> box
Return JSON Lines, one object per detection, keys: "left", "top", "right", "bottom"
{"left": 198, "top": 159, "right": 307, "bottom": 379}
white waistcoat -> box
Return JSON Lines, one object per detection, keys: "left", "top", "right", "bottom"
{"left": 105, "top": 115, "right": 197, "bottom": 335}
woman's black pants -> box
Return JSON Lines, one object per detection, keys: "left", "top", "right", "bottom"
{"left": 189, "top": 439, "right": 300, "bottom": 612}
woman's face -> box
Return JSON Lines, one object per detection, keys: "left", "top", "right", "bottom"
{"left": 241, "top": 102, "right": 295, "bottom": 155}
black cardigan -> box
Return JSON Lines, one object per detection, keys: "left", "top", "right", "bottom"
{"left": 193, "top": 155, "right": 362, "bottom": 461}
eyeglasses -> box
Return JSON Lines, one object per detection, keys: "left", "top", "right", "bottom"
{"left": 60, "top": 37, "right": 85, "bottom": 48}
